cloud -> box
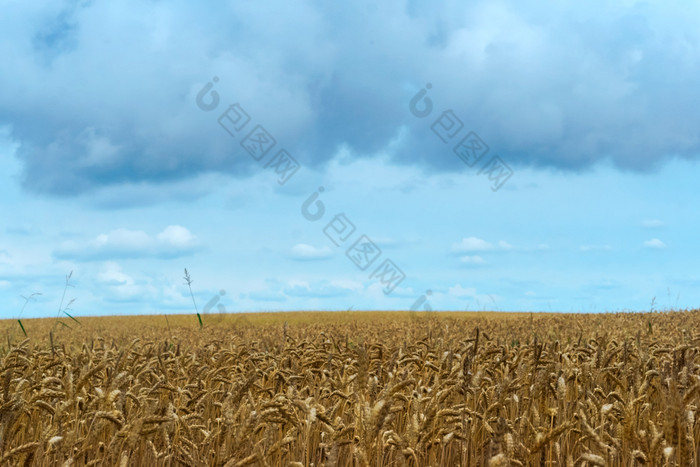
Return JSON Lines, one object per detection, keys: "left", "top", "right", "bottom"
{"left": 446, "top": 284, "right": 496, "bottom": 307}
{"left": 452, "top": 237, "right": 520, "bottom": 254}
{"left": 87, "top": 174, "right": 229, "bottom": 210}
{"left": 643, "top": 238, "right": 666, "bottom": 249}
{"left": 497, "top": 241, "right": 514, "bottom": 250}
{"left": 53, "top": 225, "right": 201, "bottom": 261}
{"left": 289, "top": 243, "right": 333, "bottom": 261}
{"left": 97, "top": 262, "right": 132, "bottom": 286}
{"left": 238, "top": 279, "right": 289, "bottom": 303}
{"left": 447, "top": 284, "right": 477, "bottom": 298}
{"left": 156, "top": 225, "right": 198, "bottom": 249}
{"left": 243, "top": 290, "right": 288, "bottom": 303}
{"left": 452, "top": 237, "right": 494, "bottom": 252}
{"left": 5, "top": 1, "right": 700, "bottom": 197}
{"left": 283, "top": 280, "right": 359, "bottom": 298}
{"left": 459, "top": 255, "right": 485, "bottom": 265}
{"left": 96, "top": 262, "right": 157, "bottom": 303}
{"left": 641, "top": 219, "right": 664, "bottom": 229}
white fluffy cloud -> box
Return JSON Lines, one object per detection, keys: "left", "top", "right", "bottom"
{"left": 448, "top": 284, "right": 478, "bottom": 298}
{"left": 54, "top": 225, "right": 200, "bottom": 260}
{"left": 452, "top": 237, "right": 494, "bottom": 252}
{"left": 452, "top": 237, "right": 516, "bottom": 253}
{"left": 643, "top": 238, "right": 666, "bottom": 249}
{"left": 289, "top": 244, "right": 333, "bottom": 261}
{"left": 156, "top": 225, "right": 198, "bottom": 249}
{"left": 459, "top": 255, "right": 485, "bottom": 265}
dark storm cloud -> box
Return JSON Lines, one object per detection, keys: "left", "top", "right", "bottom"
{"left": 2, "top": 0, "right": 700, "bottom": 196}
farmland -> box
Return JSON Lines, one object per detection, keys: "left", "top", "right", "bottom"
{"left": 1, "top": 310, "right": 699, "bottom": 466}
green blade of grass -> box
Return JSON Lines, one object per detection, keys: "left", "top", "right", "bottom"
{"left": 57, "top": 320, "right": 73, "bottom": 330}
{"left": 197, "top": 312, "right": 203, "bottom": 329}
{"left": 17, "top": 319, "right": 27, "bottom": 337}
{"left": 62, "top": 310, "right": 81, "bottom": 326}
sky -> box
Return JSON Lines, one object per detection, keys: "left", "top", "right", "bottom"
{"left": 2, "top": 0, "right": 700, "bottom": 318}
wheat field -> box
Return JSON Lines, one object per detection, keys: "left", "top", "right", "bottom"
{"left": 0, "top": 310, "right": 699, "bottom": 466}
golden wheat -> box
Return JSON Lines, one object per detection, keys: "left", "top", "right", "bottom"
{"left": 0, "top": 310, "right": 699, "bottom": 465}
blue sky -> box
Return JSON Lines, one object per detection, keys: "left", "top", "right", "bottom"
{"left": 2, "top": 0, "right": 700, "bottom": 318}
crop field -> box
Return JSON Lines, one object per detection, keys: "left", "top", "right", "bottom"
{"left": 1, "top": 310, "right": 699, "bottom": 466}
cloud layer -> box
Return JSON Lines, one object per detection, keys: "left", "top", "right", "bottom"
{"left": 3, "top": 1, "right": 700, "bottom": 196}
